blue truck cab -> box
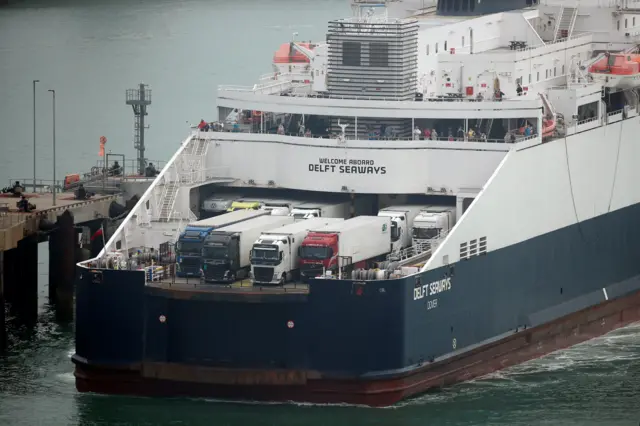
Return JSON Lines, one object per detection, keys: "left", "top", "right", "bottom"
{"left": 175, "top": 209, "right": 272, "bottom": 278}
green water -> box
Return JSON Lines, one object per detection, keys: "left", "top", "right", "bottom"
{"left": 2, "top": 0, "right": 640, "bottom": 424}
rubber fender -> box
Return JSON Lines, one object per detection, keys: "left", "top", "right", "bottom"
{"left": 108, "top": 201, "right": 126, "bottom": 218}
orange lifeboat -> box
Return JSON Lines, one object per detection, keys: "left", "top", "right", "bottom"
{"left": 588, "top": 53, "right": 640, "bottom": 75}
{"left": 273, "top": 43, "right": 312, "bottom": 64}
{"left": 588, "top": 52, "right": 640, "bottom": 89}
{"left": 542, "top": 118, "right": 556, "bottom": 139}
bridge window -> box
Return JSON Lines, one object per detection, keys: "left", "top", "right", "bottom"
{"left": 370, "top": 42, "right": 389, "bottom": 67}
{"left": 342, "top": 41, "right": 361, "bottom": 66}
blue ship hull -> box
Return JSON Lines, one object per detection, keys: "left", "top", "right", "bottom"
{"left": 73, "top": 201, "right": 640, "bottom": 406}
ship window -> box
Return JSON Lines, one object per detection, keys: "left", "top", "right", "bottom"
{"left": 435, "top": 43, "right": 439, "bottom": 53}
{"left": 426, "top": 44, "right": 430, "bottom": 55}
{"left": 444, "top": 41, "right": 448, "bottom": 52}
{"left": 454, "top": 0, "right": 460, "bottom": 11}
{"left": 528, "top": 74, "right": 531, "bottom": 83}
{"left": 462, "top": 36, "right": 465, "bottom": 46}
{"left": 370, "top": 42, "right": 389, "bottom": 67}
{"left": 634, "top": 17, "right": 636, "bottom": 26}
{"left": 462, "top": 0, "right": 468, "bottom": 10}
{"left": 617, "top": 20, "right": 620, "bottom": 31}
{"left": 562, "top": 65, "right": 565, "bottom": 74}
{"left": 625, "top": 18, "right": 628, "bottom": 29}
{"left": 537, "top": 71, "right": 540, "bottom": 81}
{"left": 470, "top": 0, "right": 475, "bottom": 11}
{"left": 447, "top": 0, "right": 453, "bottom": 11}
{"left": 554, "top": 67, "right": 557, "bottom": 76}
{"left": 342, "top": 41, "right": 361, "bottom": 66}
{"left": 545, "top": 69, "right": 548, "bottom": 78}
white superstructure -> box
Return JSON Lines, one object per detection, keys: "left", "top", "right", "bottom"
{"left": 88, "top": 0, "right": 640, "bottom": 284}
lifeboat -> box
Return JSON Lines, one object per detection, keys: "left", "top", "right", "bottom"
{"left": 588, "top": 52, "right": 640, "bottom": 89}
{"left": 273, "top": 42, "right": 313, "bottom": 64}
{"left": 542, "top": 117, "right": 556, "bottom": 139}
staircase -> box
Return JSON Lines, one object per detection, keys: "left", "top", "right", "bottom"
{"left": 554, "top": 6, "right": 578, "bottom": 42}
{"left": 157, "top": 182, "right": 179, "bottom": 222}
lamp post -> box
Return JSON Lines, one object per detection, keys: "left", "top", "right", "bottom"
{"left": 48, "top": 89, "right": 56, "bottom": 206}
{"left": 33, "top": 79, "right": 39, "bottom": 193}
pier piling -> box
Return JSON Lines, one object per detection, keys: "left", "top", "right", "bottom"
{"left": 0, "top": 252, "right": 5, "bottom": 353}
{"left": 14, "top": 235, "right": 38, "bottom": 326}
{"left": 49, "top": 211, "right": 76, "bottom": 322}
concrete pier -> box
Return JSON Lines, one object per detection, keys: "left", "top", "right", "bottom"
{"left": 0, "top": 193, "right": 118, "bottom": 351}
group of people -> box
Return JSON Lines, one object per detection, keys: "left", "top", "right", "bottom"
{"left": 411, "top": 125, "right": 489, "bottom": 142}
{"left": 198, "top": 120, "right": 226, "bottom": 132}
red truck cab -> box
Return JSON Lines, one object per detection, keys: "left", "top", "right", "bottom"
{"left": 298, "top": 232, "right": 338, "bottom": 279}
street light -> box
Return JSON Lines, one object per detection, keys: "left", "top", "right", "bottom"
{"left": 33, "top": 79, "right": 39, "bottom": 193}
{"left": 48, "top": 89, "right": 56, "bottom": 206}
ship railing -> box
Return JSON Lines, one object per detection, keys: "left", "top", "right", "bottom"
{"left": 386, "top": 230, "right": 450, "bottom": 264}
{"left": 606, "top": 109, "right": 625, "bottom": 124}
{"left": 195, "top": 128, "right": 534, "bottom": 144}
{"left": 6, "top": 178, "right": 64, "bottom": 194}
{"left": 513, "top": 32, "right": 591, "bottom": 53}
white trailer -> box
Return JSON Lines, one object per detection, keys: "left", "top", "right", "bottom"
{"left": 185, "top": 209, "right": 270, "bottom": 230}
{"left": 251, "top": 217, "right": 345, "bottom": 285}
{"left": 202, "top": 215, "right": 295, "bottom": 282}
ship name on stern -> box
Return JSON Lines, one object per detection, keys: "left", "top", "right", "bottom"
{"left": 413, "top": 277, "right": 452, "bottom": 309}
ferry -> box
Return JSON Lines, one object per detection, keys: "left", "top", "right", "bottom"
{"left": 73, "top": 0, "right": 640, "bottom": 406}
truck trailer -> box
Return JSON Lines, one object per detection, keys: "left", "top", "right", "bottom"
{"left": 202, "top": 214, "right": 295, "bottom": 283}
{"left": 175, "top": 209, "right": 271, "bottom": 277}
{"left": 250, "top": 217, "right": 345, "bottom": 285}
{"left": 298, "top": 215, "right": 391, "bottom": 279}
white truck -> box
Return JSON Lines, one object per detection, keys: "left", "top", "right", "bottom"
{"left": 412, "top": 205, "right": 457, "bottom": 248}
{"left": 298, "top": 215, "right": 392, "bottom": 279}
{"left": 377, "top": 205, "right": 430, "bottom": 253}
{"left": 201, "top": 193, "right": 244, "bottom": 218}
{"left": 202, "top": 215, "right": 295, "bottom": 283}
{"left": 289, "top": 201, "right": 351, "bottom": 220}
{"left": 250, "top": 217, "right": 345, "bottom": 285}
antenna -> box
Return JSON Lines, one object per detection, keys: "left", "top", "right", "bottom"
{"left": 126, "top": 83, "right": 152, "bottom": 175}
